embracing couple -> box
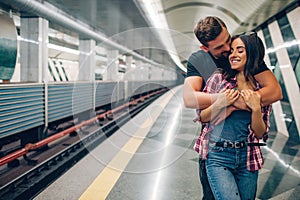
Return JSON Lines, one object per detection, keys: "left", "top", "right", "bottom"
{"left": 183, "top": 16, "right": 282, "bottom": 200}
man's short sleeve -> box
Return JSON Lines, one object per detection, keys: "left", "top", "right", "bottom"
{"left": 187, "top": 59, "right": 201, "bottom": 77}
{"left": 186, "top": 50, "right": 217, "bottom": 83}
{"left": 254, "top": 61, "right": 269, "bottom": 75}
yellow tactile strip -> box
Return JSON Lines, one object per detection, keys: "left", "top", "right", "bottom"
{"left": 79, "top": 87, "right": 178, "bottom": 200}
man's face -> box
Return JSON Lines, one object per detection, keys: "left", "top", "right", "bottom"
{"left": 202, "top": 27, "right": 231, "bottom": 60}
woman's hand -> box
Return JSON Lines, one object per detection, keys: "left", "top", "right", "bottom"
{"left": 240, "top": 89, "right": 261, "bottom": 112}
{"left": 241, "top": 89, "right": 266, "bottom": 138}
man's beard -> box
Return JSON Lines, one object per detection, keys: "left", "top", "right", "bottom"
{"left": 217, "top": 52, "right": 229, "bottom": 60}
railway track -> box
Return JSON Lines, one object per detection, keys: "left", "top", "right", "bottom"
{"left": 0, "top": 88, "right": 167, "bottom": 200}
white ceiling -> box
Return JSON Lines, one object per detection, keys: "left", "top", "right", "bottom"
{"left": 157, "top": 0, "right": 295, "bottom": 66}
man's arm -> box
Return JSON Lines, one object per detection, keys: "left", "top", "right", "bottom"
{"left": 183, "top": 76, "right": 220, "bottom": 109}
{"left": 254, "top": 70, "right": 282, "bottom": 106}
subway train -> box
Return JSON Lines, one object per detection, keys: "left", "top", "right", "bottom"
{"left": 0, "top": 80, "right": 179, "bottom": 149}
{"left": 0, "top": 6, "right": 181, "bottom": 152}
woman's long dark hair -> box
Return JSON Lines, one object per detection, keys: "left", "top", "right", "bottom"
{"left": 223, "top": 33, "right": 266, "bottom": 84}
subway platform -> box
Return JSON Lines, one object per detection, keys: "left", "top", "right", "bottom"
{"left": 34, "top": 86, "right": 300, "bottom": 200}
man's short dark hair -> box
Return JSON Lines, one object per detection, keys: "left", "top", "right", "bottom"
{"left": 194, "top": 16, "right": 227, "bottom": 47}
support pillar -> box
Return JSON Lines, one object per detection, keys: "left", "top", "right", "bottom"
{"left": 20, "top": 16, "right": 48, "bottom": 83}
{"left": 124, "top": 55, "right": 133, "bottom": 99}
{"left": 269, "top": 21, "right": 300, "bottom": 136}
{"left": 78, "top": 39, "right": 96, "bottom": 81}
{"left": 257, "top": 31, "right": 288, "bottom": 136}
{"left": 124, "top": 55, "right": 133, "bottom": 81}
{"left": 106, "top": 50, "right": 119, "bottom": 81}
{"left": 135, "top": 60, "right": 143, "bottom": 80}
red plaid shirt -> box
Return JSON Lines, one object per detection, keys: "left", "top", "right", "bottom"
{"left": 193, "top": 70, "right": 272, "bottom": 171}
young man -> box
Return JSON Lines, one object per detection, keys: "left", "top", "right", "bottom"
{"left": 183, "top": 16, "right": 282, "bottom": 200}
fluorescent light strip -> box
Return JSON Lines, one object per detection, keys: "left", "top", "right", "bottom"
{"left": 264, "top": 146, "right": 300, "bottom": 177}
{"left": 266, "top": 39, "right": 300, "bottom": 54}
{"left": 47, "top": 43, "right": 80, "bottom": 55}
{"left": 18, "top": 36, "right": 83, "bottom": 55}
{"left": 135, "top": 0, "right": 187, "bottom": 72}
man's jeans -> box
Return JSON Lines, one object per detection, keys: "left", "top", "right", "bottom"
{"left": 199, "top": 158, "right": 215, "bottom": 200}
{"left": 206, "top": 143, "right": 258, "bottom": 200}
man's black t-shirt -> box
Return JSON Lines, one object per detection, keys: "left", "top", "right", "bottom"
{"left": 186, "top": 50, "right": 269, "bottom": 88}
{"left": 187, "top": 50, "right": 219, "bottom": 83}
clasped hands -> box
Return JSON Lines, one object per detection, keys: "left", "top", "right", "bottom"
{"left": 211, "top": 88, "right": 261, "bottom": 125}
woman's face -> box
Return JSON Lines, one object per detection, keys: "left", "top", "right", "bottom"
{"left": 229, "top": 38, "right": 247, "bottom": 72}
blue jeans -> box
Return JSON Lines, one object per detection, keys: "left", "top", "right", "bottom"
{"left": 206, "top": 142, "right": 258, "bottom": 200}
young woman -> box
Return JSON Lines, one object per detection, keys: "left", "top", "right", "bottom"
{"left": 197, "top": 33, "right": 272, "bottom": 200}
